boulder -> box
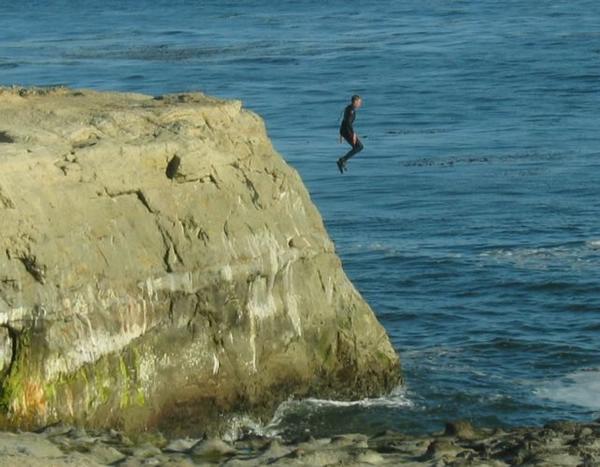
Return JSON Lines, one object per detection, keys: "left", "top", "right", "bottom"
{"left": 0, "top": 86, "right": 401, "bottom": 435}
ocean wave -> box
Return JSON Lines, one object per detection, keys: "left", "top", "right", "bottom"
{"left": 385, "top": 128, "right": 451, "bottom": 135}
{"left": 220, "top": 56, "right": 299, "bottom": 66}
{"left": 293, "top": 387, "right": 413, "bottom": 409}
{"left": 404, "top": 156, "right": 490, "bottom": 167}
{"left": 219, "top": 386, "right": 412, "bottom": 441}
{"left": 344, "top": 241, "right": 464, "bottom": 260}
{"left": 264, "top": 386, "right": 411, "bottom": 435}
{"left": 221, "top": 414, "right": 270, "bottom": 442}
{"left": 402, "top": 151, "right": 563, "bottom": 168}
{"left": 479, "top": 241, "right": 600, "bottom": 270}
{"left": 586, "top": 239, "right": 600, "bottom": 249}
{"left": 64, "top": 42, "right": 276, "bottom": 62}
{"left": 535, "top": 369, "right": 600, "bottom": 411}
{"left": 267, "top": 386, "right": 413, "bottom": 424}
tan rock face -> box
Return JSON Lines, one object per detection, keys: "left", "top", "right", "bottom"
{"left": 0, "top": 87, "right": 401, "bottom": 435}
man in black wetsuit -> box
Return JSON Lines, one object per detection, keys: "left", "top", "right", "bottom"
{"left": 337, "top": 95, "right": 363, "bottom": 173}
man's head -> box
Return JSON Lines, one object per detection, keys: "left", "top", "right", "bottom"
{"left": 351, "top": 94, "right": 362, "bottom": 109}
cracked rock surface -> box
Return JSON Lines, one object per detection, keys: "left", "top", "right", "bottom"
{"left": 0, "top": 86, "right": 400, "bottom": 435}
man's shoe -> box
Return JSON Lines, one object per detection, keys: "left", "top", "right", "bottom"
{"left": 337, "top": 159, "right": 345, "bottom": 174}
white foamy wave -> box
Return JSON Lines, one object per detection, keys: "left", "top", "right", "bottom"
{"left": 347, "top": 241, "right": 402, "bottom": 256}
{"left": 220, "top": 386, "right": 411, "bottom": 441}
{"left": 586, "top": 239, "right": 600, "bottom": 249}
{"left": 480, "top": 241, "right": 600, "bottom": 271}
{"left": 536, "top": 369, "right": 600, "bottom": 411}
{"left": 348, "top": 242, "right": 463, "bottom": 260}
{"left": 261, "top": 385, "right": 412, "bottom": 436}
{"left": 298, "top": 386, "right": 413, "bottom": 409}
{"left": 269, "top": 386, "right": 412, "bottom": 417}
{"left": 221, "top": 414, "right": 273, "bottom": 442}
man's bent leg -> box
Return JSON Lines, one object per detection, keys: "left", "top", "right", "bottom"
{"left": 341, "top": 138, "right": 364, "bottom": 163}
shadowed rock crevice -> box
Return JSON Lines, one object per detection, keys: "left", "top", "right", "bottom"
{"left": 0, "top": 186, "right": 15, "bottom": 209}
{"left": 165, "top": 155, "right": 181, "bottom": 179}
{"left": 104, "top": 188, "right": 155, "bottom": 214}
{"left": 0, "top": 131, "right": 14, "bottom": 144}
{"left": 18, "top": 256, "right": 46, "bottom": 285}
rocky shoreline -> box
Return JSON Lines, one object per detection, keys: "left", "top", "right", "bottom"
{"left": 0, "top": 419, "right": 598, "bottom": 466}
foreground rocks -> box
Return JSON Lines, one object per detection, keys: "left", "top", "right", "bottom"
{"left": 0, "top": 419, "right": 598, "bottom": 466}
{"left": 0, "top": 86, "right": 400, "bottom": 434}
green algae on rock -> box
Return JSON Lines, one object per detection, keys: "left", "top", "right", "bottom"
{"left": 0, "top": 86, "right": 401, "bottom": 435}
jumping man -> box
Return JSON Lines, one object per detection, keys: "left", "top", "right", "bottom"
{"left": 337, "top": 95, "right": 363, "bottom": 173}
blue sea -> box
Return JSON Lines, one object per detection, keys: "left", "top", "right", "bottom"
{"left": 2, "top": 0, "right": 600, "bottom": 440}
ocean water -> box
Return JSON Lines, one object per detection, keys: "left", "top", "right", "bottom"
{"left": 2, "top": 0, "right": 600, "bottom": 439}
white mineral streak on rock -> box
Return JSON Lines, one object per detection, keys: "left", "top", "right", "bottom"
{"left": 148, "top": 272, "right": 194, "bottom": 294}
{"left": 212, "top": 353, "right": 220, "bottom": 375}
{"left": 0, "top": 307, "right": 29, "bottom": 326}
{"left": 220, "top": 265, "right": 233, "bottom": 282}
{"left": 282, "top": 261, "right": 301, "bottom": 337}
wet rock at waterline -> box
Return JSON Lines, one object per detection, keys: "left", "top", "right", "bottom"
{"left": 0, "top": 86, "right": 401, "bottom": 435}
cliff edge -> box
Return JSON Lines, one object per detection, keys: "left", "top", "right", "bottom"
{"left": 0, "top": 87, "right": 401, "bottom": 435}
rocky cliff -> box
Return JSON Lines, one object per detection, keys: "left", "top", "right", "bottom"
{"left": 0, "top": 86, "right": 400, "bottom": 435}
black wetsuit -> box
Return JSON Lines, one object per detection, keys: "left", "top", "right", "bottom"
{"left": 339, "top": 104, "right": 363, "bottom": 163}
